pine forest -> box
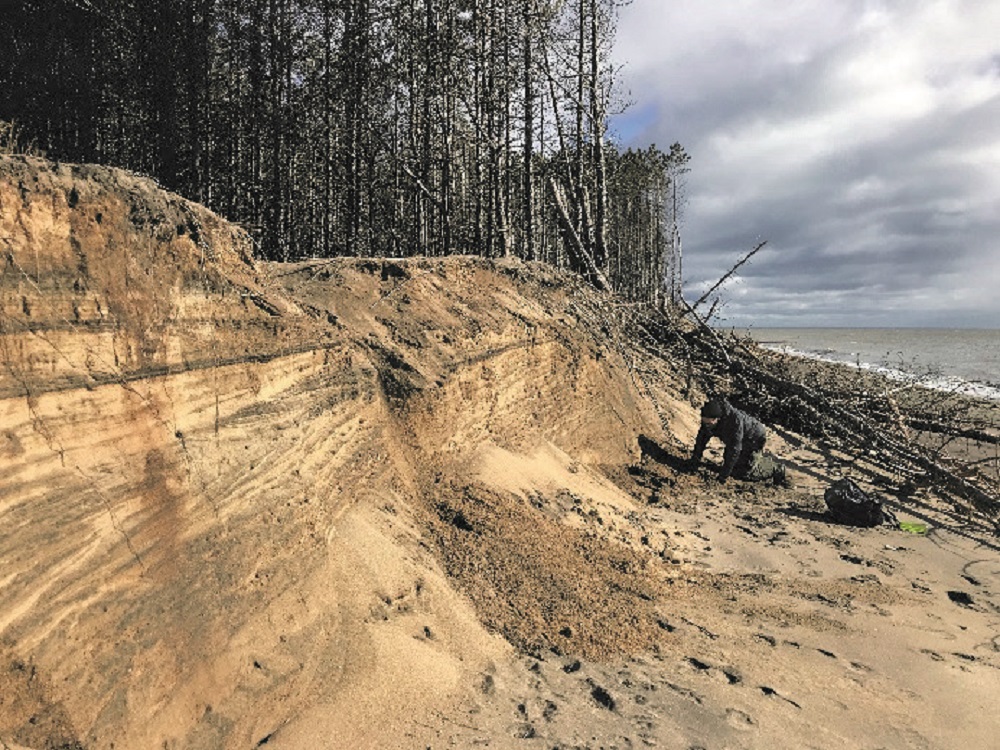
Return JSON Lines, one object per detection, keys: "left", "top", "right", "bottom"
{"left": 1, "top": 0, "right": 690, "bottom": 304}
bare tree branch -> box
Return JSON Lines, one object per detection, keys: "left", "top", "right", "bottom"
{"left": 690, "top": 240, "right": 767, "bottom": 312}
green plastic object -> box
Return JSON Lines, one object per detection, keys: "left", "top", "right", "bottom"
{"left": 898, "top": 521, "right": 928, "bottom": 535}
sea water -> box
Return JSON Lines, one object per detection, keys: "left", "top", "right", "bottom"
{"left": 733, "top": 328, "right": 1000, "bottom": 401}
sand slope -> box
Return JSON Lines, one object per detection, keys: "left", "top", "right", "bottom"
{"left": 1, "top": 156, "right": 997, "bottom": 749}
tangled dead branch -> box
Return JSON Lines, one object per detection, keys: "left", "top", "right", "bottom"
{"left": 612, "top": 302, "right": 998, "bottom": 528}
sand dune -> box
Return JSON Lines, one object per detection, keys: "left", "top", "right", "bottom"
{"left": 2, "top": 156, "right": 998, "bottom": 749}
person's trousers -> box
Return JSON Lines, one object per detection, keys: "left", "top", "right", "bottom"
{"left": 732, "top": 433, "right": 766, "bottom": 479}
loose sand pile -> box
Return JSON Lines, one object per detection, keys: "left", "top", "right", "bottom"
{"left": 1, "top": 156, "right": 998, "bottom": 749}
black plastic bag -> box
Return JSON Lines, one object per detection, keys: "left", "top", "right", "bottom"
{"left": 824, "top": 478, "right": 889, "bottom": 527}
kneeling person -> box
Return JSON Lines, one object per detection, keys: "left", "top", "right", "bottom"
{"left": 690, "top": 399, "right": 782, "bottom": 484}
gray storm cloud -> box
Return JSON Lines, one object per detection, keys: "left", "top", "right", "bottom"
{"left": 611, "top": 0, "right": 1000, "bottom": 327}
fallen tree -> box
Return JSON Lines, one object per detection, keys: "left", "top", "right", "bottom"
{"left": 619, "top": 303, "right": 999, "bottom": 528}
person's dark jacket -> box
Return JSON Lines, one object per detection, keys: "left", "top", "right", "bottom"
{"left": 691, "top": 400, "right": 766, "bottom": 480}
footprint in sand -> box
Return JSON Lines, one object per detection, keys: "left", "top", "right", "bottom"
{"left": 759, "top": 685, "right": 801, "bottom": 709}
{"left": 664, "top": 680, "right": 705, "bottom": 705}
{"left": 579, "top": 677, "right": 617, "bottom": 711}
{"left": 725, "top": 707, "right": 756, "bottom": 729}
{"left": 946, "top": 590, "right": 976, "bottom": 608}
{"left": 541, "top": 700, "right": 558, "bottom": 721}
{"left": 686, "top": 656, "right": 742, "bottom": 685}
{"left": 512, "top": 722, "right": 536, "bottom": 739}
{"left": 687, "top": 657, "right": 712, "bottom": 672}
{"left": 963, "top": 560, "right": 1000, "bottom": 598}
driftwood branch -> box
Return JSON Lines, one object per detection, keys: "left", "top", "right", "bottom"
{"left": 738, "top": 355, "right": 998, "bottom": 512}
{"left": 690, "top": 241, "right": 767, "bottom": 312}
{"left": 905, "top": 418, "right": 1000, "bottom": 446}
{"left": 679, "top": 297, "right": 731, "bottom": 366}
{"left": 620, "top": 303, "right": 998, "bottom": 524}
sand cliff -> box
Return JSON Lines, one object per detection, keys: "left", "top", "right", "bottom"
{"left": 1, "top": 156, "right": 998, "bottom": 749}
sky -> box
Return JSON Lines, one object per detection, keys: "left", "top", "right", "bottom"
{"left": 609, "top": 0, "right": 1000, "bottom": 328}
